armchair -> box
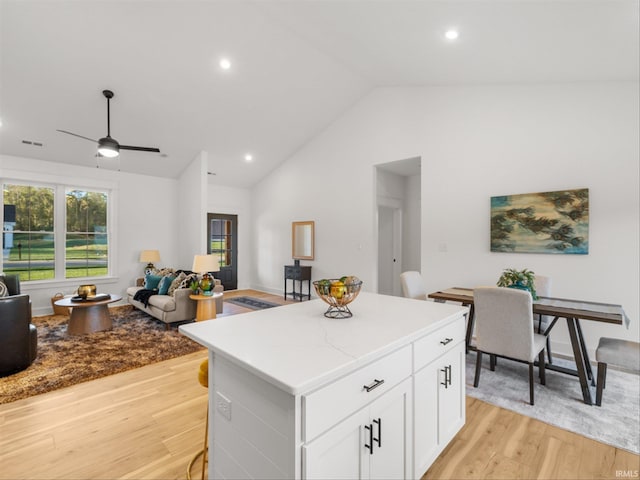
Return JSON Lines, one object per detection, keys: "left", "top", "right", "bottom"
{"left": 0, "top": 294, "right": 38, "bottom": 376}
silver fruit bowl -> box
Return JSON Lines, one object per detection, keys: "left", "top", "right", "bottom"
{"left": 313, "top": 278, "right": 362, "bottom": 318}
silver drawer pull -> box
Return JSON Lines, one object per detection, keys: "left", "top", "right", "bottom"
{"left": 440, "top": 337, "right": 453, "bottom": 346}
{"left": 363, "top": 378, "right": 385, "bottom": 392}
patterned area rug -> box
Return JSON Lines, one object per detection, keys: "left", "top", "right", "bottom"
{"left": 226, "top": 296, "right": 279, "bottom": 310}
{"left": 466, "top": 352, "right": 640, "bottom": 454}
{"left": 0, "top": 306, "right": 204, "bottom": 405}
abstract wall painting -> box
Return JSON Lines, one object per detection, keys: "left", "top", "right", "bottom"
{"left": 490, "top": 188, "right": 589, "bottom": 254}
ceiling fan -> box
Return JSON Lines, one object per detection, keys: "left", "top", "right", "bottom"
{"left": 57, "top": 89, "right": 160, "bottom": 158}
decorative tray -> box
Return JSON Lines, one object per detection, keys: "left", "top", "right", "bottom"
{"left": 70, "top": 293, "right": 111, "bottom": 302}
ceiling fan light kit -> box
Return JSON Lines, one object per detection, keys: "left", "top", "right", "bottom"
{"left": 97, "top": 136, "right": 120, "bottom": 157}
{"left": 58, "top": 89, "right": 160, "bottom": 159}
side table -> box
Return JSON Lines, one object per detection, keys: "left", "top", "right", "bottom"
{"left": 190, "top": 293, "right": 223, "bottom": 321}
{"left": 284, "top": 265, "right": 312, "bottom": 301}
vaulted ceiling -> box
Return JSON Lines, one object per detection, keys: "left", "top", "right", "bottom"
{"left": 1, "top": 1, "right": 637, "bottom": 187}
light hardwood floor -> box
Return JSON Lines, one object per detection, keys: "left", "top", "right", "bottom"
{"left": 0, "top": 290, "right": 637, "bottom": 479}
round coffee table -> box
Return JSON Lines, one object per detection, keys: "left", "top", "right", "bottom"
{"left": 54, "top": 294, "right": 122, "bottom": 335}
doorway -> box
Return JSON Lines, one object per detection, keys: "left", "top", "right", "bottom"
{"left": 207, "top": 213, "right": 238, "bottom": 290}
{"left": 375, "top": 157, "right": 421, "bottom": 297}
{"left": 377, "top": 204, "right": 402, "bottom": 296}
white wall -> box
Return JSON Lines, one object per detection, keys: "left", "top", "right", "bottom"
{"left": 207, "top": 183, "right": 252, "bottom": 290}
{"left": 251, "top": 82, "right": 640, "bottom": 357}
{"left": 178, "top": 151, "right": 208, "bottom": 268}
{"left": 1, "top": 154, "right": 180, "bottom": 315}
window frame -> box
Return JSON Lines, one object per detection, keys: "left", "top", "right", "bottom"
{"left": 1, "top": 172, "right": 117, "bottom": 286}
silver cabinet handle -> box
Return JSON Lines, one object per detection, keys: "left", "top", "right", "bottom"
{"left": 440, "top": 365, "right": 452, "bottom": 388}
{"left": 363, "top": 379, "right": 385, "bottom": 392}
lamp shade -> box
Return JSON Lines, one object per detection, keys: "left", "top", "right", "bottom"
{"left": 139, "top": 250, "right": 161, "bottom": 263}
{"left": 192, "top": 254, "right": 219, "bottom": 273}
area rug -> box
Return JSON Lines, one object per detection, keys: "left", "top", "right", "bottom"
{"left": 0, "top": 306, "right": 204, "bottom": 405}
{"left": 226, "top": 296, "right": 280, "bottom": 310}
{"left": 465, "top": 352, "right": 640, "bottom": 454}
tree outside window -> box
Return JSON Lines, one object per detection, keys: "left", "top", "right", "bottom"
{"left": 2, "top": 183, "right": 109, "bottom": 281}
{"left": 65, "top": 189, "right": 108, "bottom": 278}
{"left": 2, "top": 184, "right": 55, "bottom": 280}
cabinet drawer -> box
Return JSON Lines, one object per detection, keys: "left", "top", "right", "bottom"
{"left": 414, "top": 316, "right": 465, "bottom": 371}
{"left": 285, "top": 268, "right": 300, "bottom": 279}
{"left": 303, "top": 345, "right": 412, "bottom": 442}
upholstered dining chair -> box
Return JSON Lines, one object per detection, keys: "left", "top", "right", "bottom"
{"left": 534, "top": 275, "right": 555, "bottom": 363}
{"left": 473, "top": 287, "right": 547, "bottom": 405}
{"left": 400, "top": 271, "right": 427, "bottom": 300}
{"left": 595, "top": 338, "right": 640, "bottom": 406}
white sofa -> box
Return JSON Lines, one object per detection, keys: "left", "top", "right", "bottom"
{"left": 127, "top": 276, "right": 223, "bottom": 328}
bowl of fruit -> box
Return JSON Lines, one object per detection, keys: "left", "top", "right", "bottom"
{"left": 313, "top": 276, "right": 363, "bottom": 318}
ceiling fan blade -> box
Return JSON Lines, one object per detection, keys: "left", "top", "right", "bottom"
{"left": 120, "top": 145, "right": 161, "bottom": 153}
{"left": 57, "top": 130, "right": 98, "bottom": 143}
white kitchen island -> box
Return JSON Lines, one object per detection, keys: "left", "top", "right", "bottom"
{"left": 179, "top": 291, "right": 468, "bottom": 480}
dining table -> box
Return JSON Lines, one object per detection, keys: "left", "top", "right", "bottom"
{"left": 428, "top": 287, "right": 630, "bottom": 405}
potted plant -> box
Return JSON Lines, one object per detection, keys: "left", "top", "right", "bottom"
{"left": 497, "top": 268, "right": 538, "bottom": 300}
{"left": 189, "top": 279, "right": 200, "bottom": 294}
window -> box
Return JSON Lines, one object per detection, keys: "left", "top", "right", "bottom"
{"left": 65, "top": 189, "right": 108, "bottom": 278}
{"left": 2, "top": 184, "right": 55, "bottom": 281}
{"left": 2, "top": 182, "right": 110, "bottom": 282}
{"left": 209, "top": 218, "right": 232, "bottom": 268}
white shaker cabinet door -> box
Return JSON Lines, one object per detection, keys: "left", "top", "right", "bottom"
{"left": 303, "top": 407, "right": 370, "bottom": 480}
{"left": 413, "top": 359, "right": 440, "bottom": 474}
{"left": 438, "top": 343, "right": 465, "bottom": 447}
{"left": 368, "top": 378, "right": 411, "bottom": 480}
{"left": 304, "top": 378, "right": 411, "bottom": 480}
{"left": 414, "top": 341, "right": 465, "bottom": 477}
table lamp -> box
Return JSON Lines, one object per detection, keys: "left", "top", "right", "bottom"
{"left": 139, "top": 250, "right": 160, "bottom": 275}
{"left": 192, "top": 254, "right": 220, "bottom": 296}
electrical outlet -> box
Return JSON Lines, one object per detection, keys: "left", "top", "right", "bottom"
{"left": 215, "top": 391, "right": 232, "bottom": 421}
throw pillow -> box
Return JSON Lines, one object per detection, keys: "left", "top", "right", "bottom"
{"left": 156, "top": 267, "right": 176, "bottom": 277}
{"left": 0, "top": 280, "right": 8, "bottom": 297}
{"left": 144, "top": 274, "right": 163, "bottom": 290}
{"left": 179, "top": 273, "right": 199, "bottom": 290}
{"left": 157, "top": 275, "right": 175, "bottom": 295}
{"left": 167, "top": 272, "right": 186, "bottom": 297}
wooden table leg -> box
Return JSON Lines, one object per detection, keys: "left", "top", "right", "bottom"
{"left": 566, "top": 316, "right": 594, "bottom": 405}
{"left": 67, "top": 304, "right": 113, "bottom": 335}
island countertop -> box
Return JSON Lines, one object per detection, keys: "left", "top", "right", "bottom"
{"left": 179, "top": 292, "right": 468, "bottom": 395}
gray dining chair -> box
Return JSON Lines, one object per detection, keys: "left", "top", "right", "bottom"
{"left": 400, "top": 271, "right": 427, "bottom": 300}
{"left": 534, "top": 275, "right": 555, "bottom": 363}
{"left": 473, "top": 287, "right": 547, "bottom": 405}
{"left": 595, "top": 337, "right": 640, "bottom": 406}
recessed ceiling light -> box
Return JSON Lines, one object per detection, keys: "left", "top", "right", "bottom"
{"left": 244, "top": 154, "right": 253, "bottom": 162}
{"left": 445, "top": 29, "right": 459, "bottom": 40}
{"left": 219, "top": 58, "right": 232, "bottom": 70}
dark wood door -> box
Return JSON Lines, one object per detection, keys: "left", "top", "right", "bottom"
{"left": 207, "top": 213, "right": 237, "bottom": 290}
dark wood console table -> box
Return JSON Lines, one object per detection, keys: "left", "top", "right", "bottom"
{"left": 284, "top": 265, "right": 312, "bottom": 301}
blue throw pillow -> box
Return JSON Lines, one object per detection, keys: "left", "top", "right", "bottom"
{"left": 144, "top": 274, "right": 163, "bottom": 290}
{"left": 157, "top": 275, "right": 175, "bottom": 295}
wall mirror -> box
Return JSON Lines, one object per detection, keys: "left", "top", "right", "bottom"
{"left": 292, "top": 221, "right": 315, "bottom": 260}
